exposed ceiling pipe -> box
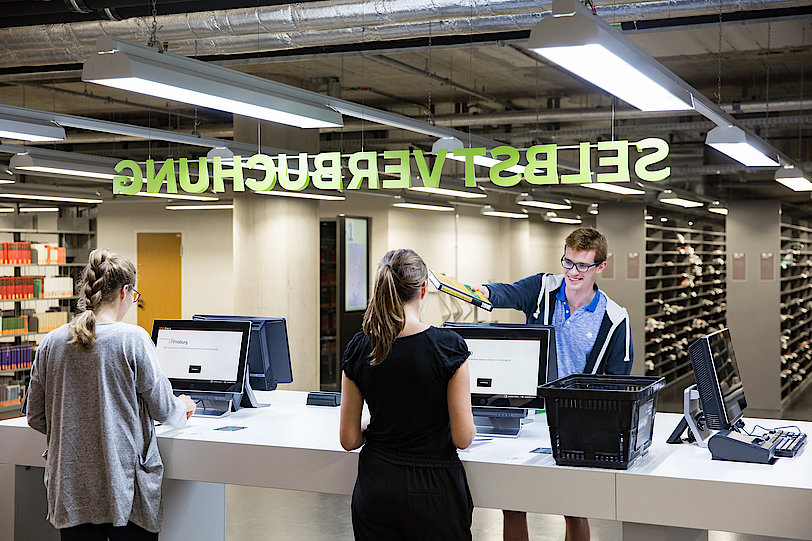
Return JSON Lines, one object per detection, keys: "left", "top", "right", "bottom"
{"left": 0, "top": 0, "right": 801, "bottom": 69}
{"left": 320, "top": 100, "right": 812, "bottom": 132}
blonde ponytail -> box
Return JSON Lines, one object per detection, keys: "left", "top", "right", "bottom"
{"left": 362, "top": 249, "right": 428, "bottom": 365}
{"left": 69, "top": 248, "right": 137, "bottom": 349}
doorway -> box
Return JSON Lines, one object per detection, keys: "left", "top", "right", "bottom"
{"left": 136, "top": 232, "right": 182, "bottom": 333}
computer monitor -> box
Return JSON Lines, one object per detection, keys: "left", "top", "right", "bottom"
{"left": 688, "top": 328, "right": 747, "bottom": 430}
{"left": 151, "top": 319, "right": 251, "bottom": 395}
{"left": 193, "top": 315, "right": 294, "bottom": 391}
{"left": 444, "top": 323, "right": 556, "bottom": 410}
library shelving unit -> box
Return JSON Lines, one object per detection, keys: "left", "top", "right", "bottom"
{"left": 780, "top": 217, "right": 812, "bottom": 407}
{"left": 0, "top": 210, "right": 96, "bottom": 415}
{"left": 643, "top": 209, "right": 727, "bottom": 389}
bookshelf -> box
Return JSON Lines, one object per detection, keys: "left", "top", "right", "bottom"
{"left": 643, "top": 210, "right": 727, "bottom": 388}
{"left": 780, "top": 218, "right": 812, "bottom": 407}
{"left": 0, "top": 209, "right": 96, "bottom": 417}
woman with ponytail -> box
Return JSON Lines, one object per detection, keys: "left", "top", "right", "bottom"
{"left": 339, "top": 249, "right": 476, "bottom": 540}
{"left": 27, "top": 248, "right": 195, "bottom": 541}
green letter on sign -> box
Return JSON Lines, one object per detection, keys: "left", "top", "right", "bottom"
{"left": 113, "top": 160, "right": 143, "bottom": 195}
{"left": 413, "top": 149, "right": 446, "bottom": 188}
{"left": 311, "top": 152, "right": 343, "bottom": 190}
{"left": 244, "top": 154, "right": 276, "bottom": 192}
{"left": 213, "top": 156, "right": 245, "bottom": 192}
{"left": 596, "top": 140, "right": 630, "bottom": 183}
{"left": 146, "top": 159, "right": 178, "bottom": 193}
{"left": 347, "top": 151, "right": 380, "bottom": 189}
{"left": 278, "top": 154, "right": 311, "bottom": 191}
{"left": 451, "top": 148, "right": 486, "bottom": 187}
{"left": 635, "top": 138, "right": 670, "bottom": 182}
{"left": 178, "top": 158, "right": 210, "bottom": 193}
{"left": 524, "top": 145, "right": 558, "bottom": 185}
{"left": 489, "top": 146, "right": 522, "bottom": 187}
{"left": 382, "top": 150, "right": 411, "bottom": 189}
{"left": 560, "top": 142, "right": 591, "bottom": 184}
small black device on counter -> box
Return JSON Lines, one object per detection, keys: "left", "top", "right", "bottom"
{"left": 708, "top": 428, "right": 807, "bottom": 464}
{"left": 306, "top": 391, "right": 341, "bottom": 407}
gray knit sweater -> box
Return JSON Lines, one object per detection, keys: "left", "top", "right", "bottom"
{"left": 27, "top": 322, "right": 186, "bottom": 532}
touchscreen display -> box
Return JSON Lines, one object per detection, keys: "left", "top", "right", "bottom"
{"left": 466, "top": 338, "right": 540, "bottom": 398}
{"left": 155, "top": 327, "right": 244, "bottom": 383}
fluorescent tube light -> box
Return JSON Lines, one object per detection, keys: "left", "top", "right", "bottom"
{"left": 705, "top": 125, "right": 780, "bottom": 167}
{"left": 580, "top": 182, "right": 645, "bottom": 195}
{"left": 0, "top": 193, "right": 103, "bottom": 204}
{"left": 9, "top": 149, "right": 121, "bottom": 182}
{"left": 658, "top": 190, "right": 704, "bottom": 208}
{"left": 408, "top": 186, "right": 487, "bottom": 199}
{"left": 255, "top": 190, "right": 345, "bottom": 201}
{"left": 19, "top": 207, "right": 59, "bottom": 213}
{"left": 0, "top": 114, "right": 65, "bottom": 142}
{"left": 588, "top": 203, "right": 599, "bottom": 215}
{"left": 527, "top": 0, "right": 693, "bottom": 112}
{"left": 549, "top": 216, "right": 583, "bottom": 224}
{"left": 131, "top": 192, "right": 219, "bottom": 202}
{"left": 0, "top": 208, "right": 13, "bottom": 213}
{"left": 393, "top": 201, "right": 455, "bottom": 212}
{"left": 708, "top": 201, "right": 729, "bottom": 215}
{"left": 480, "top": 205, "right": 528, "bottom": 219}
{"left": 166, "top": 204, "right": 234, "bottom": 211}
{"left": 83, "top": 37, "right": 343, "bottom": 129}
{"left": 775, "top": 164, "right": 812, "bottom": 191}
{"left": 516, "top": 193, "right": 571, "bottom": 210}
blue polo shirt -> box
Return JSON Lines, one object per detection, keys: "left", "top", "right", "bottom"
{"left": 552, "top": 281, "right": 607, "bottom": 377}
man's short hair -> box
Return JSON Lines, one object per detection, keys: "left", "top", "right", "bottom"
{"left": 565, "top": 227, "right": 608, "bottom": 263}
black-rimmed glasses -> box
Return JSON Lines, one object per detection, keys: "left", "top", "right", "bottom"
{"left": 561, "top": 256, "right": 602, "bottom": 273}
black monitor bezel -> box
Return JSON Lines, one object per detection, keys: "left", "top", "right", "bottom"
{"left": 151, "top": 319, "right": 252, "bottom": 394}
{"left": 688, "top": 327, "right": 747, "bottom": 430}
{"left": 193, "top": 314, "right": 294, "bottom": 390}
{"left": 444, "top": 323, "right": 554, "bottom": 409}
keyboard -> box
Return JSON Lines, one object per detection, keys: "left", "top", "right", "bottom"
{"left": 771, "top": 430, "right": 807, "bottom": 458}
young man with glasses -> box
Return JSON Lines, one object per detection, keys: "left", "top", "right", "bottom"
{"left": 474, "top": 226, "right": 632, "bottom": 541}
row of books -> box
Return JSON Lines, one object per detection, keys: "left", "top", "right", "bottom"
{"left": 0, "top": 382, "right": 24, "bottom": 407}
{"left": 31, "top": 311, "right": 69, "bottom": 333}
{"left": 0, "top": 276, "right": 74, "bottom": 300}
{"left": 0, "top": 243, "right": 67, "bottom": 265}
{"left": 0, "top": 344, "right": 34, "bottom": 371}
{"left": 31, "top": 244, "right": 67, "bottom": 265}
{"left": 1, "top": 315, "right": 28, "bottom": 335}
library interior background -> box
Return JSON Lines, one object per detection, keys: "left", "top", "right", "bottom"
{"left": 0, "top": 1, "right": 811, "bottom": 540}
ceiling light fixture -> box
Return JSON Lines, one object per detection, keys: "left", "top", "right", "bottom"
{"left": 527, "top": 0, "right": 693, "bottom": 112}
{"left": 19, "top": 207, "right": 60, "bottom": 213}
{"left": 580, "top": 182, "right": 645, "bottom": 195}
{"left": 588, "top": 203, "right": 599, "bottom": 215}
{"left": 9, "top": 148, "right": 120, "bottom": 182}
{"left": 516, "top": 193, "right": 572, "bottom": 210}
{"left": 83, "top": 37, "right": 343, "bottom": 129}
{"left": 657, "top": 190, "right": 704, "bottom": 208}
{"left": 480, "top": 205, "right": 528, "bottom": 219}
{"left": 0, "top": 193, "right": 103, "bottom": 204}
{"left": 408, "top": 186, "right": 487, "bottom": 199}
{"left": 166, "top": 204, "right": 234, "bottom": 211}
{"left": 0, "top": 208, "right": 13, "bottom": 213}
{"left": 708, "top": 201, "right": 729, "bottom": 215}
{"left": 391, "top": 195, "right": 455, "bottom": 212}
{"left": 255, "top": 189, "right": 345, "bottom": 201}
{"left": 130, "top": 192, "right": 219, "bottom": 202}
{"left": 775, "top": 163, "right": 812, "bottom": 191}
{"left": 549, "top": 216, "right": 583, "bottom": 225}
{"left": 0, "top": 112, "right": 65, "bottom": 142}
{"left": 705, "top": 125, "right": 780, "bottom": 167}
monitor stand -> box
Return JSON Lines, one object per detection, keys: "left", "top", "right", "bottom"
{"left": 472, "top": 407, "right": 527, "bottom": 438}
{"left": 666, "top": 384, "right": 713, "bottom": 446}
{"left": 184, "top": 392, "right": 235, "bottom": 418}
{"left": 239, "top": 381, "right": 270, "bottom": 409}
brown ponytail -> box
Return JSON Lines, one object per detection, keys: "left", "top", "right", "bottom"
{"left": 362, "top": 249, "right": 428, "bottom": 365}
{"left": 69, "top": 248, "right": 137, "bottom": 349}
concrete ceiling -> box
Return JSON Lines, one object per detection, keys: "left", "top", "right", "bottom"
{"left": 0, "top": 1, "right": 810, "bottom": 215}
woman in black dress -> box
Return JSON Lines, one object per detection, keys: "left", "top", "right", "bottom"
{"left": 339, "top": 248, "right": 476, "bottom": 541}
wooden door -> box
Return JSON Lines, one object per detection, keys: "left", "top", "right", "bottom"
{"left": 136, "top": 233, "right": 182, "bottom": 333}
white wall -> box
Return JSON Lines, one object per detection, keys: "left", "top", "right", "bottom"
{"left": 96, "top": 200, "right": 234, "bottom": 326}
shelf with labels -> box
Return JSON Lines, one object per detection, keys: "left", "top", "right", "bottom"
{"left": 779, "top": 218, "right": 812, "bottom": 405}
{"left": 644, "top": 210, "right": 727, "bottom": 385}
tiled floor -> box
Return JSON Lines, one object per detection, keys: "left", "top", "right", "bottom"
{"left": 226, "top": 485, "right": 803, "bottom": 541}
{"left": 224, "top": 390, "right": 812, "bottom": 541}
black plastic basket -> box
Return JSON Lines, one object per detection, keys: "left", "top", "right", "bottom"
{"left": 538, "top": 374, "right": 665, "bottom": 469}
